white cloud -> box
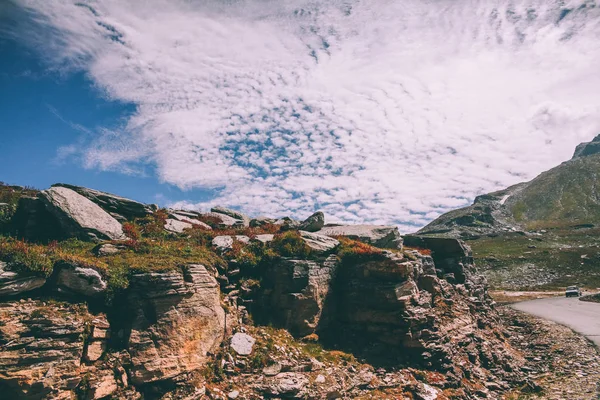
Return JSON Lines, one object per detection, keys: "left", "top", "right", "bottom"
{"left": 8, "top": 0, "right": 600, "bottom": 232}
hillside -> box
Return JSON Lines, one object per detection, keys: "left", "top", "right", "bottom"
{"left": 418, "top": 135, "right": 600, "bottom": 290}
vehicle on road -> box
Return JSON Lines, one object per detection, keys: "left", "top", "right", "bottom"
{"left": 565, "top": 286, "right": 582, "bottom": 297}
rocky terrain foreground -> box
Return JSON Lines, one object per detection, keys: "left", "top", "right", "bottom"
{"left": 417, "top": 135, "right": 600, "bottom": 290}
{"left": 0, "top": 182, "right": 596, "bottom": 399}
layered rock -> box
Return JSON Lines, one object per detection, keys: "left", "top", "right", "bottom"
{"left": 53, "top": 183, "right": 157, "bottom": 221}
{"left": 40, "top": 187, "right": 125, "bottom": 241}
{"left": 127, "top": 264, "right": 225, "bottom": 384}
{"left": 298, "top": 212, "right": 324, "bottom": 232}
{"left": 210, "top": 206, "right": 250, "bottom": 227}
{"left": 316, "top": 224, "right": 403, "bottom": 249}
{"left": 0, "top": 261, "right": 46, "bottom": 296}
{"left": 0, "top": 301, "right": 110, "bottom": 399}
{"left": 54, "top": 262, "right": 108, "bottom": 298}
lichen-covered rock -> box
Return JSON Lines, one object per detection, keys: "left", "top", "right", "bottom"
{"left": 259, "top": 372, "right": 309, "bottom": 398}
{"left": 40, "top": 187, "right": 125, "bottom": 241}
{"left": 202, "top": 212, "right": 244, "bottom": 228}
{"left": 0, "top": 261, "right": 46, "bottom": 297}
{"left": 298, "top": 212, "right": 325, "bottom": 232}
{"left": 169, "top": 212, "right": 212, "bottom": 230}
{"left": 127, "top": 264, "right": 225, "bottom": 384}
{"left": 0, "top": 301, "right": 109, "bottom": 399}
{"left": 299, "top": 231, "right": 339, "bottom": 253}
{"left": 164, "top": 218, "right": 193, "bottom": 233}
{"left": 275, "top": 217, "right": 301, "bottom": 230}
{"left": 253, "top": 234, "right": 274, "bottom": 244}
{"left": 316, "top": 225, "right": 402, "bottom": 249}
{"left": 52, "top": 183, "right": 156, "bottom": 221}
{"left": 230, "top": 332, "right": 255, "bottom": 355}
{"left": 250, "top": 216, "right": 276, "bottom": 227}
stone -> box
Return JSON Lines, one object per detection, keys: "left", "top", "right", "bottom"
{"left": 92, "top": 243, "right": 125, "bottom": 256}
{"left": 86, "top": 370, "right": 118, "bottom": 399}
{"left": 228, "top": 390, "right": 240, "bottom": 399}
{"left": 52, "top": 183, "right": 156, "bottom": 221}
{"left": 275, "top": 217, "right": 301, "bottom": 230}
{"left": 254, "top": 234, "right": 274, "bottom": 244}
{"left": 261, "top": 372, "right": 309, "bottom": 397}
{"left": 202, "top": 212, "right": 244, "bottom": 228}
{"left": 299, "top": 231, "right": 339, "bottom": 253}
{"left": 213, "top": 235, "right": 234, "bottom": 251}
{"left": 164, "top": 218, "right": 193, "bottom": 233}
{"left": 250, "top": 216, "right": 276, "bottom": 227}
{"left": 299, "top": 211, "right": 325, "bottom": 232}
{"left": 211, "top": 206, "right": 250, "bottom": 227}
{"left": 231, "top": 332, "right": 255, "bottom": 355}
{"left": 315, "top": 374, "right": 326, "bottom": 384}
{"left": 263, "top": 362, "right": 283, "bottom": 376}
{"left": 55, "top": 263, "right": 107, "bottom": 297}
{"left": 316, "top": 225, "right": 402, "bottom": 249}
{"left": 572, "top": 134, "right": 600, "bottom": 159}
{"left": 40, "top": 186, "right": 126, "bottom": 241}
{"left": 127, "top": 264, "right": 225, "bottom": 384}
{"left": 85, "top": 341, "right": 106, "bottom": 362}
{"left": 0, "top": 261, "right": 46, "bottom": 297}
{"left": 170, "top": 212, "right": 212, "bottom": 230}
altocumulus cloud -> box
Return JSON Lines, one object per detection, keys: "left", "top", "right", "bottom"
{"left": 5, "top": 0, "right": 600, "bottom": 231}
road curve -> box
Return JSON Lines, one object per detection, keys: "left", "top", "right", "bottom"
{"left": 511, "top": 296, "right": 600, "bottom": 347}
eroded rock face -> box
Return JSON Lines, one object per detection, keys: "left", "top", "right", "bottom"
{"left": 55, "top": 262, "right": 107, "bottom": 297}
{"left": 259, "top": 255, "right": 339, "bottom": 336}
{"left": 52, "top": 183, "right": 157, "bottom": 221}
{"left": 299, "top": 231, "right": 339, "bottom": 254}
{"left": 572, "top": 134, "right": 600, "bottom": 159}
{"left": 127, "top": 264, "right": 225, "bottom": 384}
{"left": 317, "top": 225, "right": 403, "bottom": 249}
{"left": 0, "top": 261, "right": 46, "bottom": 297}
{"left": 0, "top": 301, "right": 109, "bottom": 399}
{"left": 40, "top": 187, "right": 125, "bottom": 241}
{"left": 211, "top": 206, "right": 250, "bottom": 227}
{"left": 298, "top": 212, "right": 324, "bottom": 232}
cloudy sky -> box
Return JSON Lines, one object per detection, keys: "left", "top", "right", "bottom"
{"left": 1, "top": 0, "right": 600, "bottom": 231}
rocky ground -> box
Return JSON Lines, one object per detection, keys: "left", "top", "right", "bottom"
{"left": 499, "top": 307, "right": 600, "bottom": 400}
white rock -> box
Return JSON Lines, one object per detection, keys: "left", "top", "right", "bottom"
{"left": 213, "top": 236, "right": 234, "bottom": 250}
{"left": 254, "top": 234, "right": 275, "bottom": 244}
{"left": 316, "top": 224, "right": 402, "bottom": 249}
{"left": 231, "top": 332, "right": 255, "bottom": 355}
{"left": 164, "top": 218, "right": 193, "bottom": 233}
{"left": 227, "top": 390, "right": 240, "bottom": 399}
{"left": 299, "top": 231, "right": 339, "bottom": 253}
{"left": 56, "top": 265, "right": 107, "bottom": 297}
{"left": 315, "top": 374, "right": 326, "bottom": 384}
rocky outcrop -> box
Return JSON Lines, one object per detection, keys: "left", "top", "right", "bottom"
{"left": 250, "top": 216, "right": 276, "bottom": 227}
{"left": 54, "top": 262, "right": 107, "bottom": 297}
{"left": 203, "top": 212, "right": 245, "bottom": 228}
{"left": 210, "top": 206, "right": 250, "bottom": 227}
{"left": 53, "top": 183, "right": 156, "bottom": 221}
{"left": 127, "top": 264, "right": 225, "bottom": 384}
{"left": 0, "top": 301, "right": 110, "bottom": 399}
{"left": 316, "top": 224, "right": 402, "bottom": 249}
{"left": 40, "top": 187, "right": 125, "bottom": 241}
{"left": 298, "top": 212, "right": 324, "bottom": 232}
{"left": 572, "top": 134, "right": 600, "bottom": 159}
{"left": 164, "top": 218, "right": 193, "bottom": 233}
{"left": 0, "top": 261, "right": 46, "bottom": 296}
{"left": 169, "top": 212, "right": 212, "bottom": 230}
{"left": 259, "top": 255, "right": 339, "bottom": 337}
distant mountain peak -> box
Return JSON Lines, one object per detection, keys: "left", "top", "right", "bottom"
{"left": 572, "top": 134, "right": 600, "bottom": 159}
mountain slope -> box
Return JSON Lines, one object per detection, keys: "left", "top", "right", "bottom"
{"left": 418, "top": 135, "right": 600, "bottom": 290}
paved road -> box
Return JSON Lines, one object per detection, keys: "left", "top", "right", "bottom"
{"left": 512, "top": 297, "right": 600, "bottom": 347}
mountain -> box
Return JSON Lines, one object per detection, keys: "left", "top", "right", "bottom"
{"left": 418, "top": 135, "right": 600, "bottom": 290}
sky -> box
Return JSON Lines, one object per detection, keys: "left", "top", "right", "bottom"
{"left": 1, "top": 0, "right": 600, "bottom": 232}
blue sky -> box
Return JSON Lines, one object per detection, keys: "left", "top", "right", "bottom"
{"left": 1, "top": 0, "right": 600, "bottom": 231}
{"left": 0, "top": 32, "right": 214, "bottom": 207}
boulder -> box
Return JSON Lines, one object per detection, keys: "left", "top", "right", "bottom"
{"left": 202, "top": 212, "right": 244, "bottom": 228}
{"left": 169, "top": 212, "right": 212, "bottom": 230}
{"left": 298, "top": 211, "right": 325, "bottom": 232}
{"left": 93, "top": 243, "right": 125, "bottom": 256}
{"left": 52, "top": 183, "right": 156, "bottom": 221}
{"left": 230, "top": 332, "right": 256, "bottom": 355}
{"left": 260, "top": 372, "right": 309, "bottom": 398}
{"left": 211, "top": 206, "right": 250, "bottom": 226}
{"left": 40, "top": 187, "right": 126, "bottom": 241}
{"left": 55, "top": 263, "right": 107, "bottom": 297}
{"left": 212, "top": 235, "right": 234, "bottom": 251}
{"left": 275, "top": 217, "right": 301, "bottom": 231}
{"left": 164, "top": 218, "right": 193, "bottom": 233}
{"left": 127, "top": 264, "right": 225, "bottom": 384}
{"left": 253, "top": 234, "right": 274, "bottom": 244}
{"left": 250, "top": 216, "right": 276, "bottom": 228}
{"left": 316, "top": 225, "right": 402, "bottom": 249}
{"left": 299, "top": 231, "right": 339, "bottom": 254}
{"left": 0, "top": 261, "right": 46, "bottom": 296}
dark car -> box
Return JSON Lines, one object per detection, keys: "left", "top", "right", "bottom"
{"left": 565, "top": 286, "right": 582, "bottom": 297}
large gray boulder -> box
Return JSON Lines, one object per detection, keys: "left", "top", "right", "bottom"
{"left": 52, "top": 183, "right": 156, "bottom": 221}
{"left": 202, "top": 212, "right": 245, "bottom": 228}
{"left": 0, "top": 262, "right": 46, "bottom": 297}
{"left": 316, "top": 225, "right": 402, "bottom": 249}
{"left": 210, "top": 206, "right": 250, "bottom": 227}
{"left": 299, "top": 231, "right": 339, "bottom": 254}
{"left": 40, "top": 187, "right": 126, "bottom": 241}
{"left": 298, "top": 212, "right": 325, "bottom": 232}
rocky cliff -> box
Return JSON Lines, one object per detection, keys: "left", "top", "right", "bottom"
{"left": 0, "top": 182, "right": 528, "bottom": 399}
